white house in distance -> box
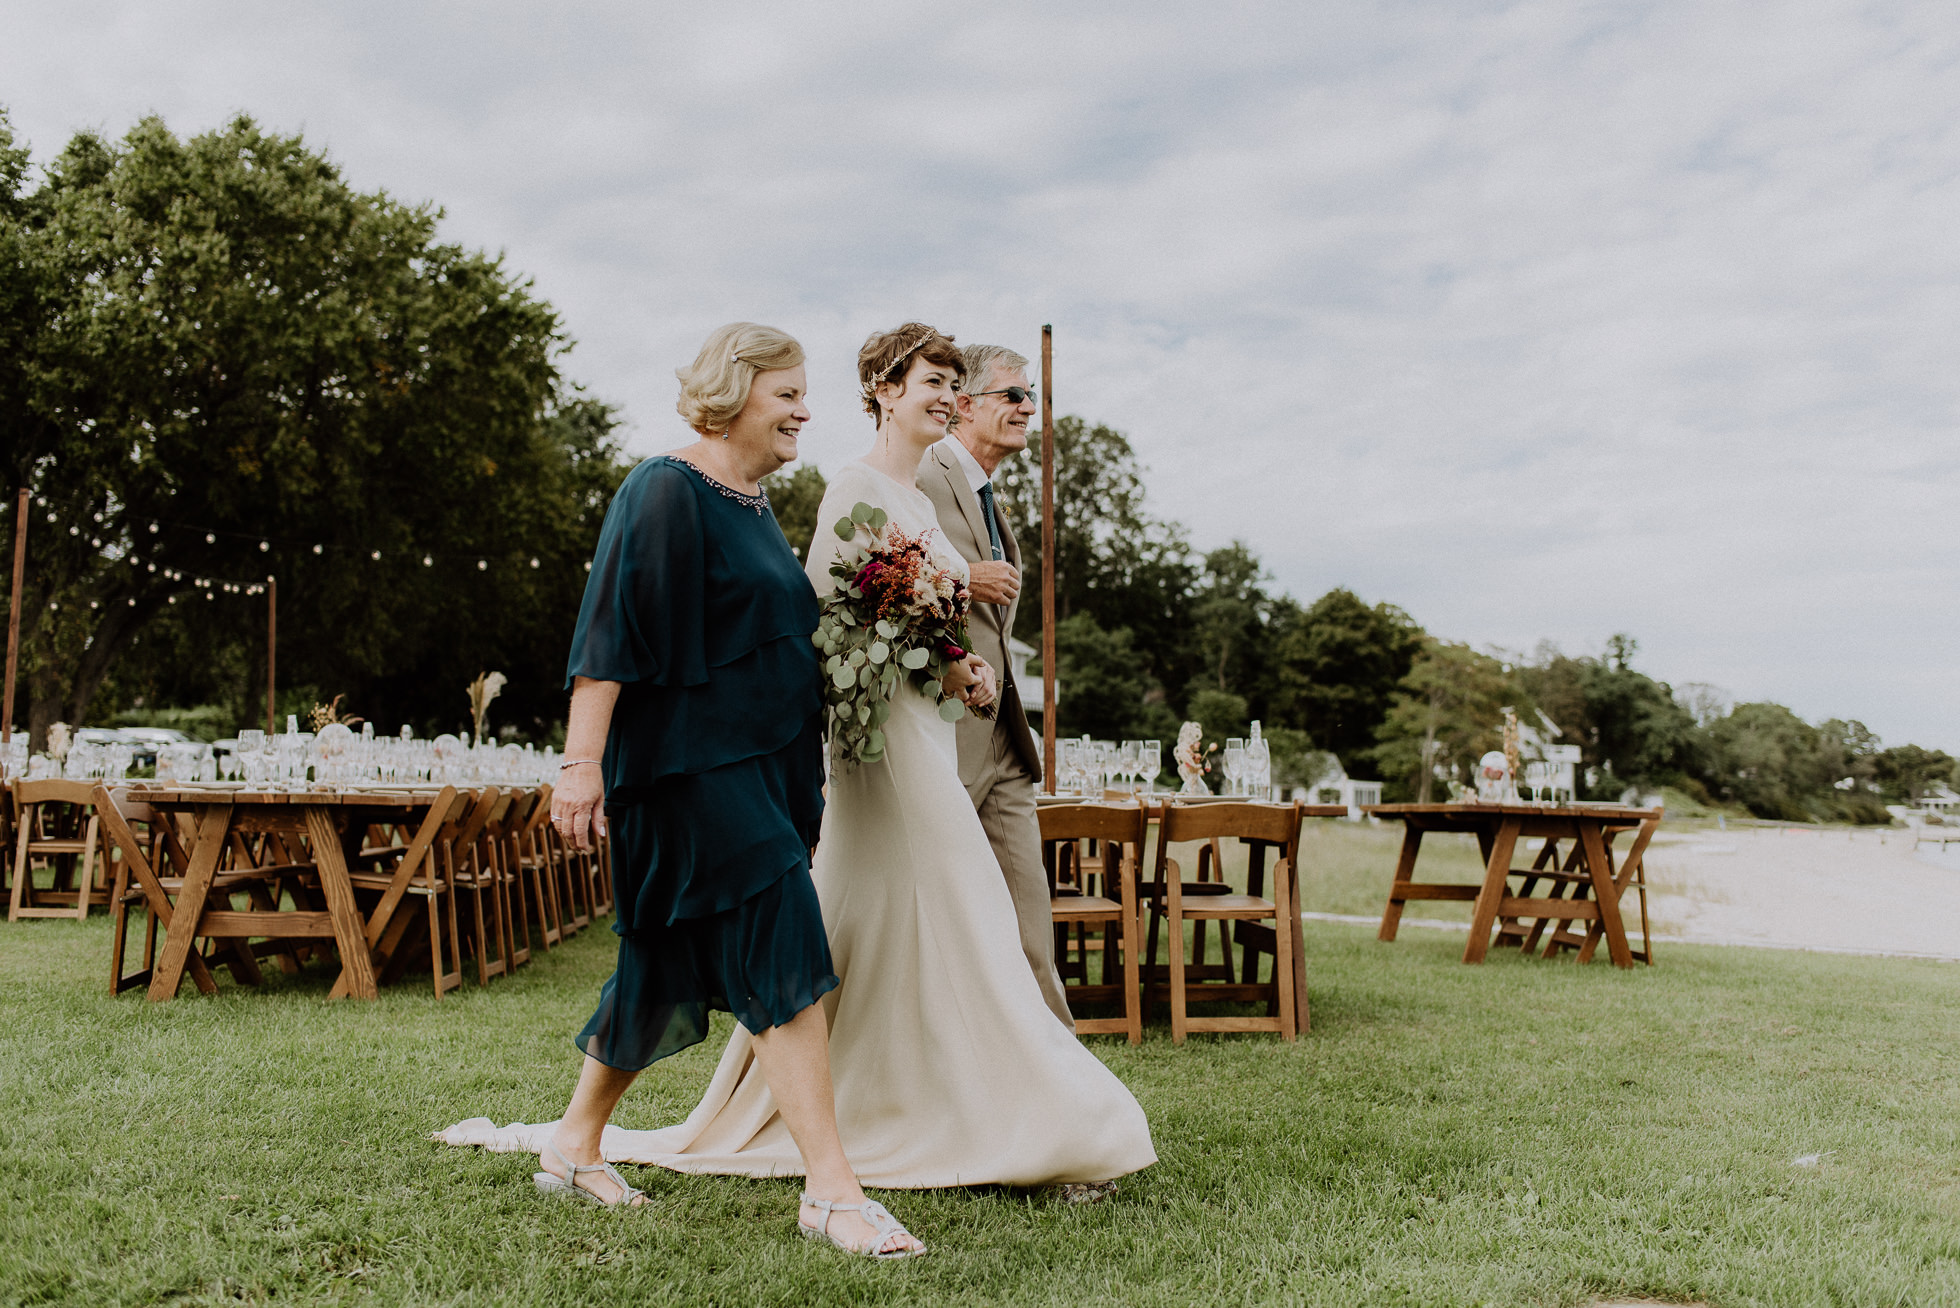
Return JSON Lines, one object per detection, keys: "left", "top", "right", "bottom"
{"left": 1517, "top": 711, "right": 1582, "bottom": 802}
{"left": 1293, "top": 754, "right": 1383, "bottom": 818}
{"left": 1007, "top": 637, "right": 1057, "bottom": 725}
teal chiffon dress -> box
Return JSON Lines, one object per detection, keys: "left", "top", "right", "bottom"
{"left": 566, "top": 455, "right": 833, "bottom": 1071}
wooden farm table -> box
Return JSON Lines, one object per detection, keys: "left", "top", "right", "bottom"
{"left": 122, "top": 785, "right": 456, "bottom": 1002}
{"left": 1366, "top": 802, "right": 1662, "bottom": 968}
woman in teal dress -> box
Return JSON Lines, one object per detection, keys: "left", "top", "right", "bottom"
{"left": 539, "top": 323, "right": 924, "bottom": 1259}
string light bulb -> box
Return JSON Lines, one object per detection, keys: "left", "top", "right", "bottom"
{"left": 529, "top": 557, "right": 540, "bottom": 568}
{"left": 206, "top": 533, "right": 216, "bottom": 544}
{"left": 312, "top": 544, "right": 323, "bottom": 555}
{"left": 370, "top": 550, "right": 381, "bottom": 560}
{"left": 259, "top": 541, "right": 269, "bottom": 552}
{"left": 477, "top": 560, "right": 487, "bottom": 571}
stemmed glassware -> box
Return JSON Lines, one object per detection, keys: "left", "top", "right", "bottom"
{"left": 1142, "top": 740, "right": 1162, "bottom": 794}
{"left": 1118, "top": 740, "right": 1141, "bottom": 795}
{"left": 1223, "top": 738, "right": 1246, "bottom": 796}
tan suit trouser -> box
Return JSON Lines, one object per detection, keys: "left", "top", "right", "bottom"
{"left": 968, "top": 726, "right": 1074, "bottom": 1030}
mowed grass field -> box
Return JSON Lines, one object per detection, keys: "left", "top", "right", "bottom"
{"left": 3, "top": 830, "right": 1958, "bottom": 1306}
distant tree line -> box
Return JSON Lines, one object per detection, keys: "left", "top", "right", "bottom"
{"left": 5, "top": 110, "right": 1950, "bottom": 821}
{"left": 941, "top": 421, "right": 1946, "bottom": 822}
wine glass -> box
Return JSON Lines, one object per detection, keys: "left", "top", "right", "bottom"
{"left": 1224, "top": 738, "right": 1246, "bottom": 796}
{"left": 1142, "top": 741, "right": 1162, "bottom": 795}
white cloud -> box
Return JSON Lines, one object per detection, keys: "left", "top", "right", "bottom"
{"left": 5, "top": 0, "right": 1955, "bottom": 746}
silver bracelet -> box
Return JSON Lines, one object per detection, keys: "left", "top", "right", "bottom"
{"left": 559, "top": 758, "right": 601, "bottom": 769}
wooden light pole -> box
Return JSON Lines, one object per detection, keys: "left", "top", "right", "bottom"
{"left": 3, "top": 488, "right": 27, "bottom": 744}
{"left": 265, "top": 576, "right": 277, "bottom": 735}
{"left": 1040, "top": 324, "right": 1057, "bottom": 793}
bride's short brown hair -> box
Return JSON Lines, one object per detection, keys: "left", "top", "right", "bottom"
{"left": 857, "top": 323, "right": 965, "bottom": 422}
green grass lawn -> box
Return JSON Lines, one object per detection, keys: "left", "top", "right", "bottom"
{"left": 3, "top": 904, "right": 1958, "bottom": 1306}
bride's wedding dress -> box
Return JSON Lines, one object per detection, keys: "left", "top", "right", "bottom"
{"left": 438, "top": 460, "right": 1156, "bottom": 1187}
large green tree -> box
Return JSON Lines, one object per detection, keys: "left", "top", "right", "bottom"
{"left": 993, "top": 415, "right": 1200, "bottom": 702}
{"left": 0, "top": 111, "right": 623, "bottom": 743}
{"left": 1373, "top": 640, "right": 1526, "bottom": 802}
{"left": 1263, "top": 587, "right": 1423, "bottom": 770}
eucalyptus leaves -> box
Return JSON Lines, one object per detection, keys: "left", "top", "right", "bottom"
{"left": 813, "top": 501, "right": 983, "bottom": 766}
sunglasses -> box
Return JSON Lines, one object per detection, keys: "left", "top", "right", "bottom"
{"left": 967, "top": 385, "right": 1038, "bottom": 406}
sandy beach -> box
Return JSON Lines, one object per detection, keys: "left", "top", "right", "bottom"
{"left": 1640, "top": 826, "right": 1960, "bottom": 961}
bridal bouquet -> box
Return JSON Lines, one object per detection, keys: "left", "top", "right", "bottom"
{"left": 814, "top": 501, "right": 993, "bottom": 766}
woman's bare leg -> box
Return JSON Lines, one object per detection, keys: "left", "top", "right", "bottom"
{"left": 542, "top": 1055, "right": 648, "bottom": 1205}
{"left": 749, "top": 1002, "right": 923, "bottom": 1254}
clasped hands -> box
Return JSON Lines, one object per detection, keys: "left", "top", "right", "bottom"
{"left": 942, "top": 653, "right": 997, "bottom": 713}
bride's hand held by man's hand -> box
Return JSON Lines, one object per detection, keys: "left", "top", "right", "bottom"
{"left": 946, "top": 654, "right": 995, "bottom": 710}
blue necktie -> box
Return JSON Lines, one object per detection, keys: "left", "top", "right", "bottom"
{"left": 976, "top": 481, "right": 1005, "bottom": 562}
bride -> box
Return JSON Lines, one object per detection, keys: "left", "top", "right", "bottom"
{"left": 437, "top": 324, "right": 1155, "bottom": 1206}
{"left": 602, "top": 323, "right": 1154, "bottom": 1189}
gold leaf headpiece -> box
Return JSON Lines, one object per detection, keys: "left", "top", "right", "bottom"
{"left": 859, "top": 326, "right": 943, "bottom": 418}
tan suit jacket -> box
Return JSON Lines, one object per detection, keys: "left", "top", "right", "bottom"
{"left": 920, "top": 442, "right": 1043, "bottom": 786}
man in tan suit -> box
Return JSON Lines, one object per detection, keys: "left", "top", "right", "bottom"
{"left": 920, "top": 343, "right": 1073, "bottom": 1029}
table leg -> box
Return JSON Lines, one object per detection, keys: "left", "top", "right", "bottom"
{"left": 307, "top": 808, "right": 379, "bottom": 1000}
{"left": 1377, "top": 826, "right": 1424, "bottom": 941}
{"left": 1578, "top": 822, "right": 1634, "bottom": 968}
{"left": 1286, "top": 854, "right": 1309, "bottom": 1035}
{"left": 148, "top": 804, "right": 233, "bottom": 1001}
{"left": 1463, "top": 818, "right": 1521, "bottom": 964}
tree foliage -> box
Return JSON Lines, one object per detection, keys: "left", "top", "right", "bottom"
{"left": 1263, "top": 588, "right": 1422, "bottom": 771}
{"left": 1372, "top": 641, "right": 1526, "bottom": 802}
{"left": 763, "top": 464, "right": 825, "bottom": 565}
{"left": 0, "top": 111, "right": 624, "bottom": 742}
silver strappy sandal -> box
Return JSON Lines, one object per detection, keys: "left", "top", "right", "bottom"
{"left": 798, "top": 1192, "right": 926, "bottom": 1259}
{"left": 533, "top": 1141, "right": 646, "bottom": 1208}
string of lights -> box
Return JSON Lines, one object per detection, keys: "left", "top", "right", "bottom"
{"left": 18, "top": 494, "right": 590, "bottom": 613}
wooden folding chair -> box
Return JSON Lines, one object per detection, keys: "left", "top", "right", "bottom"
{"left": 484, "top": 790, "right": 532, "bottom": 969}
{"left": 500, "top": 787, "right": 562, "bottom": 954}
{"left": 513, "top": 784, "right": 572, "bottom": 945}
{"left": 351, "top": 787, "right": 468, "bottom": 998}
{"left": 445, "top": 788, "right": 511, "bottom": 985}
{"left": 10, "top": 779, "right": 113, "bottom": 920}
{"left": 543, "top": 819, "right": 591, "bottom": 936}
{"left": 1038, "top": 802, "right": 1144, "bottom": 1044}
{"left": 1145, "top": 801, "right": 1304, "bottom": 1044}
{"left": 1540, "top": 818, "right": 1658, "bottom": 965}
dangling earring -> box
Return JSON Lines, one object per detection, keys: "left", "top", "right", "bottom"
{"left": 720, "top": 430, "right": 732, "bottom": 441}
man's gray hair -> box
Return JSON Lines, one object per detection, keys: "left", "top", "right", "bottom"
{"left": 959, "top": 343, "right": 1030, "bottom": 395}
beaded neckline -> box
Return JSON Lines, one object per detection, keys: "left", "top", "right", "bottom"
{"left": 670, "top": 456, "right": 769, "bottom": 515}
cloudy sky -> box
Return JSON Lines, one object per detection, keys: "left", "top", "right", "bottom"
{"left": 6, "top": 1, "right": 1956, "bottom": 749}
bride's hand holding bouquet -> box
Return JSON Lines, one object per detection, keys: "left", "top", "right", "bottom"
{"left": 814, "top": 501, "right": 995, "bottom": 767}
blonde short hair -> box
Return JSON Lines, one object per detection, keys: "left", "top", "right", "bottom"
{"left": 675, "top": 322, "right": 805, "bottom": 434}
